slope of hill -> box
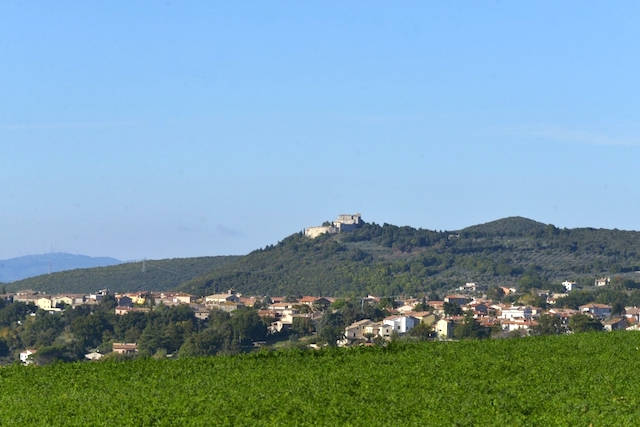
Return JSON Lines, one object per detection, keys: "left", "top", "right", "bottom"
{"left": 4, "top": 256, "right": 240, "bottom": 294}
{"left": 178, "top": 218, "right": 640, "bottom": 297}
{"left": 0, "top": 253, "right": 121, "bottom": 283}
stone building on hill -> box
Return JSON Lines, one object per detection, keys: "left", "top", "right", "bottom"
{"left": 304, "top": 213, "right": 363, "bottom": 238}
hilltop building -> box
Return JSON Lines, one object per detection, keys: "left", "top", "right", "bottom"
{"left": 304, "top": 213, "right": 363, "bottom": 238}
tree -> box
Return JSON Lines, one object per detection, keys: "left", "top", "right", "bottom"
{"left": 71, "top": 311, "right": 113, "bottom": 350}
{"left": 137, "top": 320, "right": 168, "bottom": 356}
{"left": 0, "top": 338, "right": 9, "bottom": 358}
{"left": 486, "top": 286, "right": 505, "bottom": 302}
{"left": 454, "top": 312, "right": 490, "bottom": 340}
{"left": 443, "top": 302, "right": 463, "bottom": 317}
{"left": 556, "top": 291, "right": 595, "bottom": 310}
{"left": 530, "top": 314, "right": 566, "bottom": 336}
{"left": 20, "top": 311, "right": 65, "bottom": 348}
{"left": 519, "top": 291, "right": 547, "bottom": 309}
{"left": 292, "top": 304, "right": 311, "bottom": 314}
{"left": 97, "top": 295, "right": 118, "bottom": 312}
{"left": 568, "top": 314, "right": 603, "bottom": 333}
{"left": 378, "top": 297, "right": 397, "bottom": 310}
{"left": 284, "top": 295, "right": 300, "bottom": 303}
{"left": 0, "top": 302, "right": 35, "bottom": 328}
{"left": 413, "top": 297, "right": 431, "bottom": 312}
{"left": 408, "top": 322, "right": 432, "bottom": 340}
{"left": 179, "top": 327, "right": 236, "bottom": 357}
{"left": 611, "top": 300, "right": 626, "bottom": 316}
{"left": 31, "top": 343, "right": 83, "bottom": 365}
{"left": 291, "top": 317, "right": 314, "bottom": 336}
{"left": 518, "top": 265, "right": 548, "bottom": 291}
{"left": 230, "top": 308, "right": 267, "bottom": 344}
{"left": 312, "top": 298, "right": 331, "bottom": 312}
{"left": 317, "top": 325, "right": 343, "bottom": 346}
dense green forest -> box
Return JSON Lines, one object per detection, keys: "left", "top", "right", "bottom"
{"left": 179, "top": 217, "right": 640, "bottom": 297}
{"left": 1, "top": 332, "right": 639, "bottom": 426}
{"left": 3, "top": 256, "right": 240, "bottom": 294}
{"left": 6, "top": 217, "right": 640, "bottom": 298}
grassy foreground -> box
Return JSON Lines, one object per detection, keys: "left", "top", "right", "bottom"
{"left": 1, "top": 333, "right": 640, "bottom": 426}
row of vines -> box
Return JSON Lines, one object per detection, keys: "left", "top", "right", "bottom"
{"left": 1, "top": 332, "right": 640, "bottom": 425}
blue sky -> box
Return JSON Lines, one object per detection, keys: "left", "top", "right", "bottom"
{"left": 2, "top": 1, "right": 640, "bottom": 260}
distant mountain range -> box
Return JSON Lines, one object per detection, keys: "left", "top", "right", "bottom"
{"left": 0, "top": 253, "right": 121, "bottom": 283}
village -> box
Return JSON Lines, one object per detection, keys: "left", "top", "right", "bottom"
{"left": 5, "top": 274, "right": 636, "bottom": 364}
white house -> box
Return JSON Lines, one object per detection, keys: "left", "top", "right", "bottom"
{"left": 500, "top": 306, "right": 533, "bottom": 321}
{"left": 458, "top": 283, "right": 477, "bottom": 292}
{"left": 20, "top": 349, "right": 37, "bottom": 365}
{"left": 500, "top": 319, "right": 534, "bottom": 332}
{"left": 562, "top": 281, "right": 577, "bottom": 292}
{"left": 383, "top": 315, "right": 419, "bottom": 334}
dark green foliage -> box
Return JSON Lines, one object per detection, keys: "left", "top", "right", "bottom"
{"left": 71, "top": 311, "right": 114, "bottom": 350}
{"left": 20, "top": 310, "right": 65, "bottom": 348}
{"left": 530, "top": 314, "right": 567, "bottom": 336}
{"left": 0, "top": 339, "right": 8, "bottom": 358}
{"left": 454, "top": 312, "right": 491, "bottom": 340}
{"left": 0, "top": 302, "right": 37, "bottom": 327}
{"left": 290, "top": 317, "right": 314, "bottom": 336}
{"left": 556, "top": 290, "right": 596, "bottom": 309}
{"left": 554, "top": 288, "right": 638, "bottom": 310}
{"left": 444, "top": 301, "right": 464, "bottom": 316}
{"left": 178, "top": 327, "right": 236, "bottom": 357}
{"left": 178, "top": 218, "right": 640, "bottom": 298}
{"left": 32, "top": 343, "right": 84, "bottom": 365}
{"left": 569, "top": 314, "right": 604, "bottom": 333}
{"left": 407, "top": 322, "right": 432, "bottom": 339}
{"left": 5, "top": 256, "right": 240, "bottom": 294}
{"left": 486, "top": 286, "right": 505, "bottom": 302}
{"left": 230, "top": 308, "right": 267, "bottom": 344}
{"left": 461, "top": 216, "right": 548, "bottom": 236}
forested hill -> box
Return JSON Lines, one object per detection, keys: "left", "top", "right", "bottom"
{"left": 460, "top": 216, "right": 547, "bottom": 236}
{"left": 178, "top": 217, "right": 640, "bottom": 297}
{"left": 3, "top": 256, "right": 240, "bottom": 294}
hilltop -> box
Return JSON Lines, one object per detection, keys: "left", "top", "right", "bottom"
{"left": 459, "top": 216, "right": 547, "bottom": 235}
{"left": 178, "top": 216, "right": 640, "bottom": 297}
{"left": 4, "top": 256, "right": 240, "bottom": 294}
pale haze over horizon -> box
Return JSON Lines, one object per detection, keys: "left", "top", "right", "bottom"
{"left": 2, "top": 2, "right": 640, "bottom": 261}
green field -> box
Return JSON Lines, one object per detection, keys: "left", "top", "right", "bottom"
{"left": 1, "top": 332, "right": 640, "bottom": 426}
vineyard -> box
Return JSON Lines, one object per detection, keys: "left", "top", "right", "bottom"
{"left": 1, "top": 332, "right": 640, "bottom": 426}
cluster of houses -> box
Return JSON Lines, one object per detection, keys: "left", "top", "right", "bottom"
{"left": 339, "top": 286, "right": 635, "bottom": 345}
{"left": 10, "top": 277, "right": 638, "bottom": 362}
{"left": 12, "top": 288, "right": 337, "bottom": 363}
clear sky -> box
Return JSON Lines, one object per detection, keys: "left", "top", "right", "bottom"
{"left": 2, "top": 1, "right": 640, "bottom": 261}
